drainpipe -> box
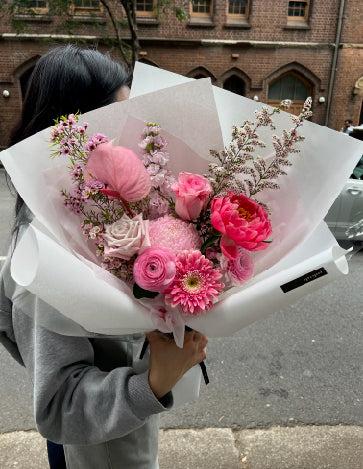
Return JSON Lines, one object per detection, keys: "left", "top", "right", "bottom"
{"left": 325, "top": 0, "right": 346, "bottom": 127}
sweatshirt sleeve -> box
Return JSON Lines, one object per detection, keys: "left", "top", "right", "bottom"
{"left": 11, "top": 291, "right": 173, "bottom": 446}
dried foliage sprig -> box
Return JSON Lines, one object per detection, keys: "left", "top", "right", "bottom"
{"left": 208, "top": 98, "right": 313, "bottom": 207}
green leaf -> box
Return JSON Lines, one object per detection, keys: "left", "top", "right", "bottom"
{"left": 200, "top": 235, "right": 220, "bottom": 255}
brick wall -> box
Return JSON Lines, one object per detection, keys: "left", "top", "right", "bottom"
{"left": 0, "top": 0, "right": 362, "bottom": 148}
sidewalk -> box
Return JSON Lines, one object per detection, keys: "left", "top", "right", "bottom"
{"left": 1, "top": 425, "right": 363, "bottom": 468}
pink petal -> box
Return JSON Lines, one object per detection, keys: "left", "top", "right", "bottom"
{"left": 220, "top": 234, "right": 238, "bottom": 260}
{"left": 84, "top": 142, "right": 151, "bottom": 202}
{"left": 211, "top": 210, "right": 227, "bottom": 234}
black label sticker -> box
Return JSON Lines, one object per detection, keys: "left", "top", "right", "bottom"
{"left": 280, "top": 267, "right": 328, "bottom": 293}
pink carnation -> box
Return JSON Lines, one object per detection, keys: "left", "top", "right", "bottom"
{"left": 211, "top": 192, "right": 272, "bottom": 260}
{"left": 133, "top": 246, "right": 176, "bottom": 293}
{"left": 165, "top": 250, "right": 224, "bottom": 315}
{"left": 219, "top": 247, "right": 254, "bottom": 286}
{"left": 149, "top": 215, "right": 201, "bottom": 253}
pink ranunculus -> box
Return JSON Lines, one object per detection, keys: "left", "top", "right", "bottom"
{"left": 103, "top": 214, "right": 150, "bottom": 260}
{"left": 219, "top": 247, "right": 254, "bottom": 287}
{"left": 133, "top": 246, "right": 176, "bottom": 293}
{"left": 171, "top": 172, "right": 212, "bottom": 221}
{"left": 84, "top": 141, "right": 151, "bottom": 202}
{"left": 211, "top": 192, "right": 272, "bottom": 260}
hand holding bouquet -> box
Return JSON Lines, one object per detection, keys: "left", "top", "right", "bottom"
{"left": 3, "top": 66, "right": 362, "bottom": 347}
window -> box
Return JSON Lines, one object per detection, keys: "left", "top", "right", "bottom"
{"left": 223, "top": 75, "right": 245, "bottom": 96}
{"left": 73, "top": 0, "right": 102, "bottom": 13}
{"left": 74, "top": 0, "right": 100, "bottom": 8}
{"left": 268, "top": 72, "right": 311, "bottom": 115}
{"left": 190, "top": 0, "right": 213, "bottom": 17}
{"left": 136, "top": 0, "right": 155, "bottom": 16}
{"left": 16, "top": 0, "right": 48, "bottom": 13}
{"left": 227, "top": 0, "right": 249, "bottom": 18}
{"left": 287, "top": 1, "right": 309, "bottom": 21}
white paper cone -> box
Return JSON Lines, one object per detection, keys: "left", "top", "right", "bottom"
{"left": 11, "top": 223, "right": 154, "bottom": 334}
{"left": 186, "top": 222, "right": 348, "bottom": 336}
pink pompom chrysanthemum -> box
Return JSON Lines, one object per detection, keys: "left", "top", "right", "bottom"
{"left": 165, "top": 250, "right": 224, "bottom": 315}
{"left": 149, "top": 215, "right": 202, "bottom": 253}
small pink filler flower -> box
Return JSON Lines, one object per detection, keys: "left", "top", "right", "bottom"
{"left": 133, "top": 246, "right": 176, "bottom": 293}
{"left": 171, "top": 172, "right": 212, "bottom": 220}
{"left": 165, "top": 250, "right": 224, "bottom": 315}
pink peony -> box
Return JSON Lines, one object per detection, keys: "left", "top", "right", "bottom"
{"left": 171, "top": 172, "right": 212, "bottom": 220}
{"left": 84, "top": 141, "right": 151, "bottom": 202}
{"left": 133, "top": 246, "right": 176, "bottom": 293}
{"left": 149, "top": 215, "right": 201, "bottom": 253}
{"left": 165, "top": 250, "right": 224, "bottom": 315}
{"left": 219, "top": 247, "right": 254, "bottom": 286}
{"left": 211, "top": 192, "right": 272, "bottom": 260}
{"left": 103, "top": 214, "right": 150, "bottom": 260}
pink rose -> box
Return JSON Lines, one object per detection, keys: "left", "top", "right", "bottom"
{"left": 171, "top": 172, "right": 212, "bottom": 220}
{"left": 84, "top": 141, "right": 151, "bottom": 202}
{"left": 133, "top": 247, "right": 176, "bottom": 293}
{"left": 219, "top": 248, "right": 254, "bottom": 286}
{"left": 211, "top": 192, "right": 272, "bottom": 260}
{"left": 103, "top": 214, "right": 150, "bottom": 260}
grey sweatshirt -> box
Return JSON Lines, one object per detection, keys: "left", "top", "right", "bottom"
{"left": 0, "top": 250, "right": 173, "bottom": 468}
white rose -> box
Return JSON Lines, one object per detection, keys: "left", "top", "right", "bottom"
{"left": 103, "top": 213, "right": 150, "bottom": 260}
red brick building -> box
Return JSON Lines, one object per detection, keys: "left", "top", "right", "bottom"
{"left": 0, "top": 0, "right": 362, "bottom": 149}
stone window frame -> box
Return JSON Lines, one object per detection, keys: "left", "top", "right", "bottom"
{"left": 71, "top": 0, "right": 103, "bottom": 16}
{"left": 190, "top": 0, "right": 213, "bottom": 18}
{"left": 136, "top": 0, "right": 157, "bottom": 17}
{"left": 15, "top": 0, "right": 49, "bottom": 14}
{"left": 226, "top": 0, "right": 249, "bottom": 19}
{"left": 224, "top": 0, "right": 250, "bottom": 28}
{"left": 287, "top": 0, "right": 310, "bottom": 20}
{"left": 286, "top": 0, "right": 310, "bottom": 29}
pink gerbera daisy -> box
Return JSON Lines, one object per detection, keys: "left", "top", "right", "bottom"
{"left": 165, "top": 250, "right": 224, "bottom": 315}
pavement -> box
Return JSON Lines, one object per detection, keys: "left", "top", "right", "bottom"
{"left": 1, "top": 426, "right": 363, "bottom": 468}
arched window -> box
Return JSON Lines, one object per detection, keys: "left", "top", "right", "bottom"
{"left": 268, "top": 72, "right": 311, "bottom": 115}
{"left": 223, "top": 75, "right": 245, "bottom": 96}
{"left": 187, "top": 67, "right": 216, "bottom": 83}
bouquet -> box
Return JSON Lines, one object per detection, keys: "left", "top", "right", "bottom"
{"left": 47, "top": 97, "right": 312, "bottom": 345}
{"left": 2, "top": 64, "right": 363, "bottom": 346}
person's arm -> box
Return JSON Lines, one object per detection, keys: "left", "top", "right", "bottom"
{"left": 11, "top": 292, "right": 207, "bottom": 446}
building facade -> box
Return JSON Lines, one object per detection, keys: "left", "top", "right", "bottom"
{"left": 0, "top": 0, "right": 362, "bottom": 149}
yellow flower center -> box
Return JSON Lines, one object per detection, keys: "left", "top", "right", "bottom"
{"left": 182, "top": 271, "right": 204, "bottom": 293}
{"left": 238, "top": 207, "right": 253, "bottom": 222}
{"left": 186, "top": 276, "right": 200, "bottom": 289}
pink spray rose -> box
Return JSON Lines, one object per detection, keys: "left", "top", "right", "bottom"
{"left": 103, "top": 214, "right": 150, "bottom": 260}
{"left": 211, "top": 192, "right": 272, "bottom": 260}
{"left": 219, "top": 247, "right": 254, "bottom": 286}
{"left": 84, "top": 141, "right": 151, "bottom": 202}
{"left": 171, "top": 172, "right": 212, "bottom": 220}
{"left": 133, "top": 246, "right": 176, "bottom": 293}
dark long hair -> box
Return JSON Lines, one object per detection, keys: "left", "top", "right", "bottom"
{"left": 9, "top": 44, "right": 132, "bottom": 225}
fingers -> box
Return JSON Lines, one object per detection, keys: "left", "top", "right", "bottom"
{"left": 184, "top": 330, "right": 208, "bottom": 350}
{"left": 146, "top": 330, "right": 173, "bottom": 343}
{"left": 147, "top": 329, "right": 208, "bottom": 347}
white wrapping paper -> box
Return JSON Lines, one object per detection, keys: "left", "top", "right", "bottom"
{"left": 1, "top": 63, "right": 363, "bottom": 339}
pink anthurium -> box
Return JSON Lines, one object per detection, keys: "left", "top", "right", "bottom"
{"left": 84, "top": 141, "right": 151, "bottom": 202}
